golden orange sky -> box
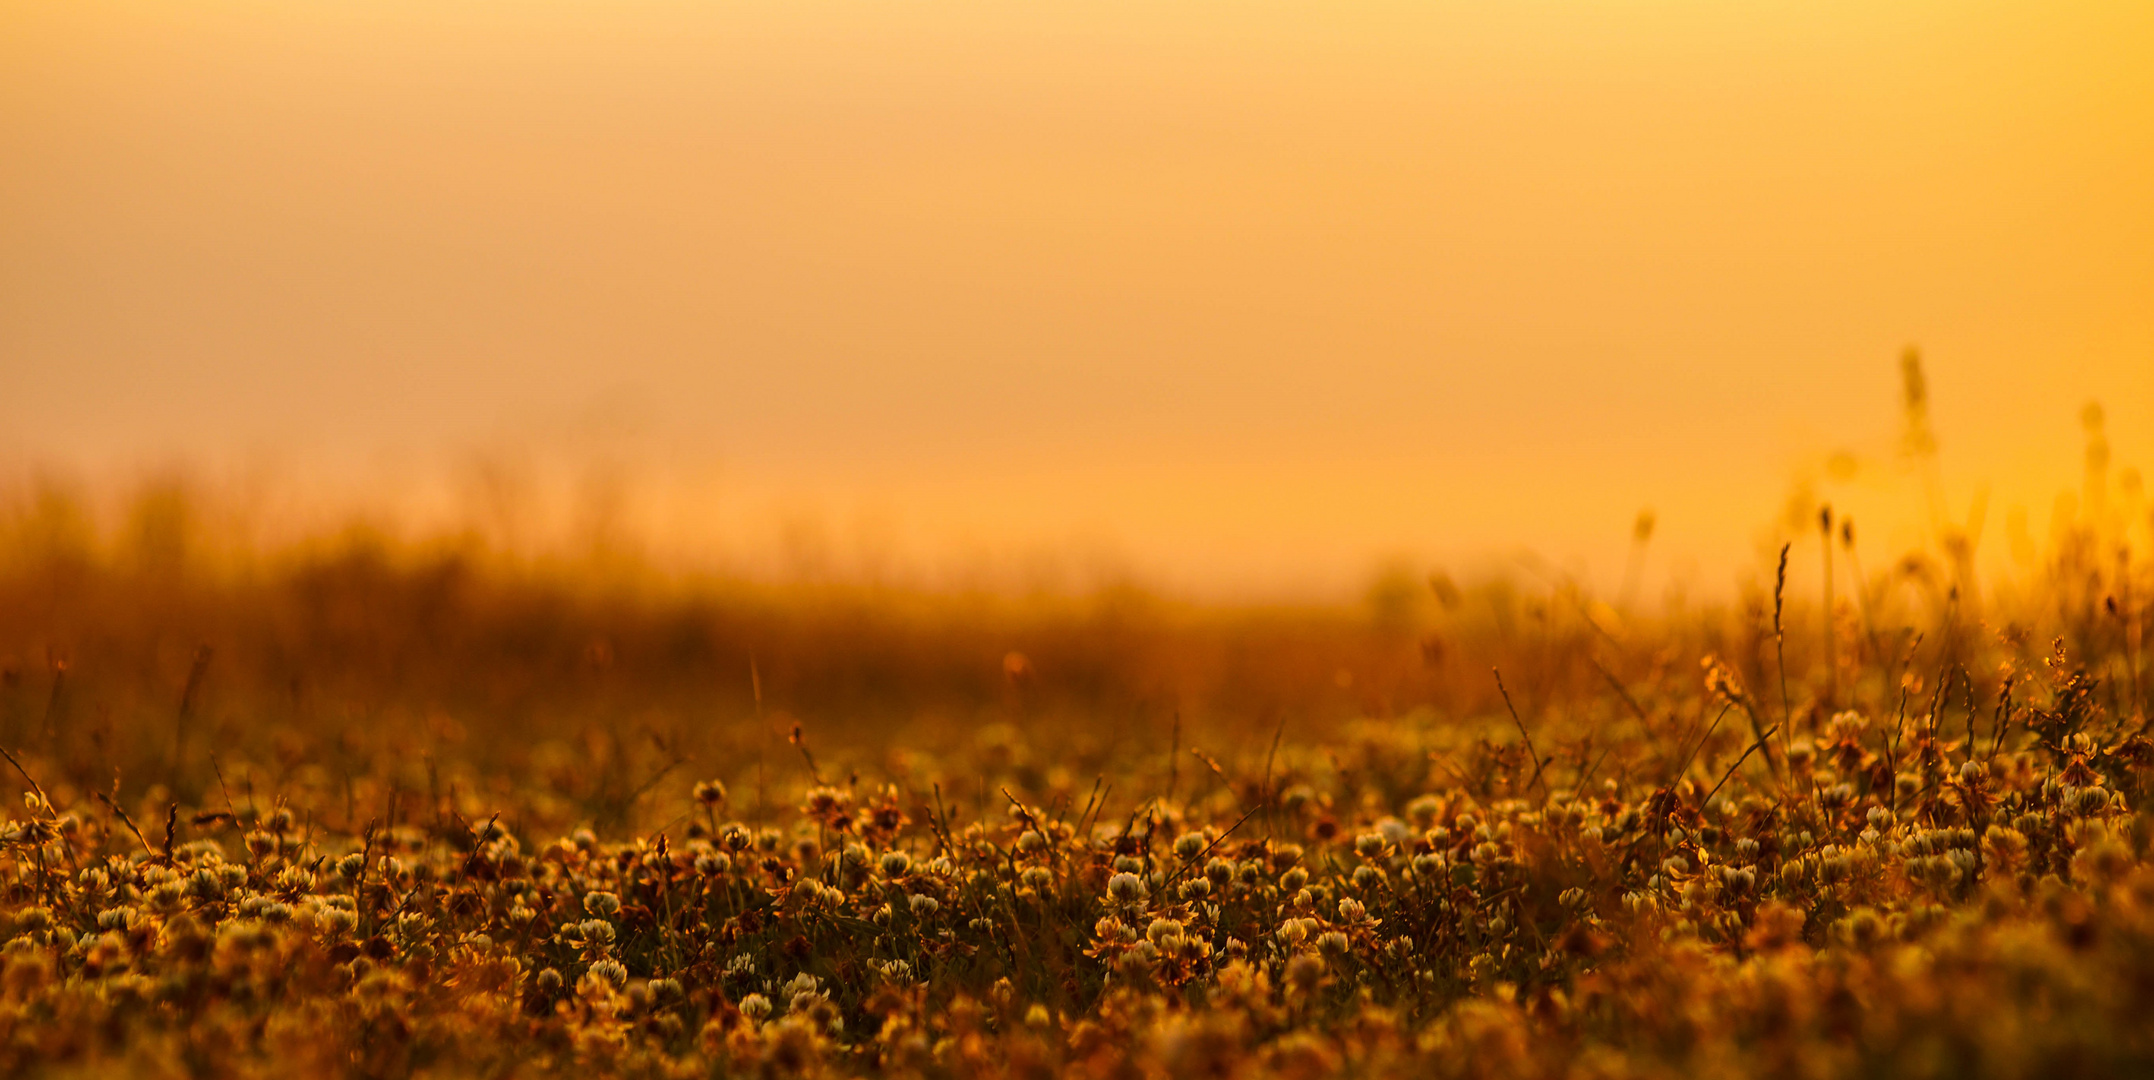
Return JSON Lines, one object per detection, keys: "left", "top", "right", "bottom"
{"left": 3, "top": 1, "right": 2150, "bottom": 596}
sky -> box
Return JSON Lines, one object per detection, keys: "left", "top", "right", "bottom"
{"left": 3, "top": 1, "right": 2150, "bottom": 597}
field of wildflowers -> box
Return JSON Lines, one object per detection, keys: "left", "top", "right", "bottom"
{"left": 2, "top": 463, "right": 2151, "bottom": 1078}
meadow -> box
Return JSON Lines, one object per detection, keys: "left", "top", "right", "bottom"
{"left": 2, "top": 425, "right": 2151, "bottom": 1078}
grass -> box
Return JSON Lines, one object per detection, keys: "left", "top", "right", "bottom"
{"left": 2, "top": 414, "right": 2152, "bottom": 1077}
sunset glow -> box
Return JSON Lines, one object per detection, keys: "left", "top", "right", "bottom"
{"left": 10, "top": 8, "right": 2154, "bottom": 1077}
{"left": 4, "top": 1, "right": 2150, "bottom": 593}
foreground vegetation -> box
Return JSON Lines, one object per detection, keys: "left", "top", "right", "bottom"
{"left": 3, "top": 441, "right": 2151, "bottom": 1077}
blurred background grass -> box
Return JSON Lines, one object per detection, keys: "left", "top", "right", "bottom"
{"left": 2, "top": 389, "right": 2143, "bottom": 845}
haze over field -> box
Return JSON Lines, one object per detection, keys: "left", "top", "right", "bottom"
{"left": 4, "top": 1, "right": 2150, "bottom": 595}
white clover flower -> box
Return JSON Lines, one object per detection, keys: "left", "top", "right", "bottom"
{"left": 1107, "top": 872, "right": 1147, "bottom": 905}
